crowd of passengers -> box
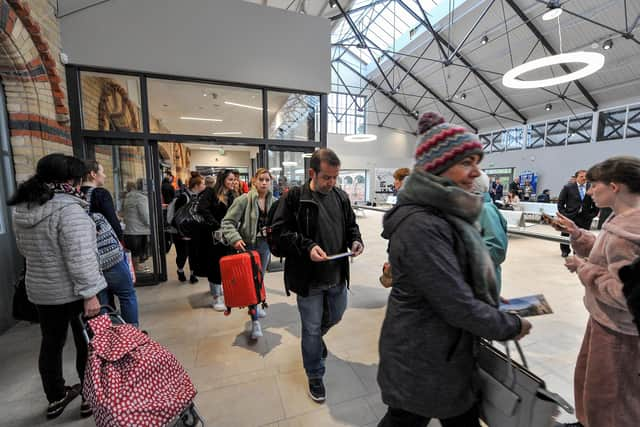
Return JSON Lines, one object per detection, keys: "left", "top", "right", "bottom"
{"left": 9, "top": 110, "right": 640, "bottom": 427}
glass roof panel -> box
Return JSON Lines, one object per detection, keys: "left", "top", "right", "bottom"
{"left": 331, "top": 0, "right": 453, "bottom": 66}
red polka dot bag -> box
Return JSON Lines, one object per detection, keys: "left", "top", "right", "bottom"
{"left": 83, "top": 314, "right": 197, "bottom": 426}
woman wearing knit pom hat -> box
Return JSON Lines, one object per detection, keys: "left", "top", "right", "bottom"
{"left": 377, "top": 112, "right": 532, "bottom": 427}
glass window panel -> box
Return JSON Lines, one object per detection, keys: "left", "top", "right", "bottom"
{"left": 81, "top": 72, "right": 142, "bottom": 132}
{"left": 491, "top": 131, "right": 505, "bottom": 152}
{"left": 480, "top": 133, "right": 492, "bottom": 153}
{"left": 505, "top": 128, "right": 524, "bottom": 151}
{"left": 597, "top": 108, "right": 626, "bottom": 141}
{"left": 268, "top": 92, "right": 320, "bottom": 142}
{"left": 347, "top": 115, "right": 356, "bottom": 134}
{"left": 147, "top": 79, "right": 262, "bottom": 138}
{"left": 625, "top": 105, "right": 640, "bottom": 138}
{"left": 356, "top": 117, "right": 366, "bottom": 134}
{"left": 545, "top": 119, "right": 568, "bottom": 147}
{"left": 567, "top": 115, "right": 592, "bottom": 145}
{"left": 526, "top": 123, "right": 545, "bottom": 149}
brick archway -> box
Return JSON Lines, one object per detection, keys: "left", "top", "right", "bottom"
{"left": 0, "top": 0, "right": 70, "bottom": 183}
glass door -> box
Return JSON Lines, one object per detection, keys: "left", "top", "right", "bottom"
{"left": 266, "top": 147, "right": 314, "bottom": 197}
{"left": 86, "top": 138, "right": 166, "bottom": 285}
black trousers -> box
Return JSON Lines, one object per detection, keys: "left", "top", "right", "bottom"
{"left": 36, "top": 300, "right": 87, "bottom": 403}
{"left": 560, "top": 217, "right": 592, "bottom": 255}
{"left": 377, "top": 405, "right": 480, "bottom": 427}
{"left": 172, "top": 234, "right": 193, "bottom": 271}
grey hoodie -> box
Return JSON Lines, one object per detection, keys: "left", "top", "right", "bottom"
{"left": 13, "top": 193, "right": 107, "bottom": 305}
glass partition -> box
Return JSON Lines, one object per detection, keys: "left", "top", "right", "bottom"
{"left": 147, "top": 79, "right": 263, "bottom": 138}
{"left": 81, "top": 72, "right": 142, "bottom": 132}
{"left": 268, "top": 92, "right": 320, "bottom": 141}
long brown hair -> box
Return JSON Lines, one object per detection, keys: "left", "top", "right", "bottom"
{"left": 213, "top": 169, "right": 237, "bottom": 204}
{"left": 188, "top": 172, "right": 203, "bottom": 189}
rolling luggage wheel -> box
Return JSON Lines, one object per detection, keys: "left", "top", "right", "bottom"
{"left": 261, "top": 301, "right": 269, "bottom": 309}
{"left": 224, "top": 307, "right": 231, "bottom": 316}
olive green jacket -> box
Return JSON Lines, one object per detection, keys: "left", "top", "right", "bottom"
{"left": 222, "top": 188, "right": 274, "bottom": 246}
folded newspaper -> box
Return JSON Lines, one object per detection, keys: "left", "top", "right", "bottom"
{"left": 499, "top": 294, "right": 553, "bottom": 317}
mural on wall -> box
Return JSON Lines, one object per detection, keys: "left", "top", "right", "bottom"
{"left": 338, "top": 170, "right": 366, "bottom": 203}
{"left": 98, "top": 81, "right": 140, "bottom": 132}
{"left": 375, "top": 168, "right": 396, "bottom": 194}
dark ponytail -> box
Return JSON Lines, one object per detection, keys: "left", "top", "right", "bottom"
{"left": 8, "top": 153, "right": 87, "bottom": 207}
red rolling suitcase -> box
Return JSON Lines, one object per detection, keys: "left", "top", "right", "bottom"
{"left": 219, "top": 250, "right": 266, "bottom": 315}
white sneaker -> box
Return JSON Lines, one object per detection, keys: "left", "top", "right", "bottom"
{"left": 256, "top": 306, "right": 267, "bottom": 318}
{"left": 250, "top": 321, "right": 263, "bottom": 340}
{"left": 212, "top": 296, "right": 226, "bottom": 312}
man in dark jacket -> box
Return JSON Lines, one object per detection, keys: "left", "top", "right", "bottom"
{"left": 270, "top": 148, "right": 363, "bottom": 403}
{"left": 557, "top": 169, "right": 598, "bottom": 257}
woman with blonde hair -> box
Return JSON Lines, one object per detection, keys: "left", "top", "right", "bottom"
{"left": 192, "top": 169, "right": 237, "bottom": 310}
{"left": 222, "top": 168, "right": 274, "bottom": 339}
{"left": 553, "top": 156, "right": 640, "bottom": 427}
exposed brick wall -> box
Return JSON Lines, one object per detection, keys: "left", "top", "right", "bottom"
{"left": 0, "top": 0, "right": 71, "bottom": 183}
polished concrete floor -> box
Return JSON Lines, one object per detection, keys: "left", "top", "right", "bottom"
{"left": 0, "top": 211, "right": 587, "bottom": 426}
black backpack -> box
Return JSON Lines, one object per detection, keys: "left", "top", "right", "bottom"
{"left": 265, "top": 198, "right": 283, "bottom": 258}
{"left": 173, "top": 194, "right": 204, "bottom": 238}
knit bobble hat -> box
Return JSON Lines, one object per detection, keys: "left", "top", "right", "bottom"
{"left": 414, "top": 112, "right": 483, "bottom": 175}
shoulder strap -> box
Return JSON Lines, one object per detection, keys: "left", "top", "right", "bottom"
{"left": 85, "top": 187, "right": 95, "bottom": 209}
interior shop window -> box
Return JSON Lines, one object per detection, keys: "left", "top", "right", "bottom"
{"left": 268, "top": 92, "right": 320, "bottom": 142}
{"left": 327, "top": 93, "right": 366, "bottom": 135}
{"left": 147, "top": 79, "right": 263, "bottom": 138}
{"left": 597, "top": 107, "right": 626, "bottom": 141}
{"left": 624, "top": 105, "right": 640, "bottom": 139}
{"left": 545, "top": 118, "right": 568, "bottom": 147}
{"left": 526, "top": 123, "right": 545, "bottom": 149}
{"left": 80, "top": 72, "right": 142, "bottom": 132}
{"left": 338, "top": 170, "right": 367, "bottom": 203}
{"left": 567, "top": 115, "right": 592, "bottom": 145}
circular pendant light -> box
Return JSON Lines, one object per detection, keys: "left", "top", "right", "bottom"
{"left": 344, "top": 134, "right": 377, "bottom": 142}
{"left": 542, "top": 8, "right": 562, "bottom": 21}
{"left": 502, "top": 52, "right": 604, "bottom": 89}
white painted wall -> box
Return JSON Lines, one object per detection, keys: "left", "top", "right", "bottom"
{"left": 328, "top": 127, "right": 415, "bottom": 203}
{"left": 60, "top": 0, "right": 330, "bottom": 93}
{"left": 484, "top": 137, "right": 640, "bottom": 197}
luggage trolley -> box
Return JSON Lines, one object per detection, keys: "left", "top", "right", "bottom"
{"left": 81, "top": 307, "right": 205, "bottom": 427}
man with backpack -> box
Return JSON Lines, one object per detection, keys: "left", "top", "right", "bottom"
{"left": 270, "top": 148, "right": 364, "bottom": 403}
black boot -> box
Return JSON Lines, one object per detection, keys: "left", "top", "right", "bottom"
{"left": 177, "top": 270, "right": 187, "bottom": 282}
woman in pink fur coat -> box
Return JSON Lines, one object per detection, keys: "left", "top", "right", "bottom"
{"left": 553, "top": 156, "right": 640, "bottom": 427}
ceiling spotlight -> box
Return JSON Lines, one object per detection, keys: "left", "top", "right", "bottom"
{"left": 329, "top": 0, "right": 337, "bottom": 8}
{"left": 602, "top": 39, "right": 613, "bottom": 50}
{"left": 542, "top": 7, "right": 563, "bottom": 21}
{"left": 460, "top": 93, "right": 467, "bottom": 100}
{"left": 481, "top": 36, "right": 488, "bottom": 45}
{"left": 545, "top": 104, "right": 552, "bottom": 111}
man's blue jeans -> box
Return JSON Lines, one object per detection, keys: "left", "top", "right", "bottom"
{"left": 99, "top": 257, "right": 139, "bottom": 326}
{"left": 296, "top": 284, "right": 347, "bottom": 379}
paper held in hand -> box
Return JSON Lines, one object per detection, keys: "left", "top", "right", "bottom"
{"left": 499, "top": 294, "right": 553, "bottom": 317}
{"left": 325, "top": 251, "right": 354, "bottom": 261}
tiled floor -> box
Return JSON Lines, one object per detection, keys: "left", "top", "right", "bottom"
{"left": 0, "top": 211, "right": 586, "bottom": 426}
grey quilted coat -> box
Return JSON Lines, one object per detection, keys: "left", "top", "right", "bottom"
{"left": 12, "top": 193, "right": 107, "bottom": 305}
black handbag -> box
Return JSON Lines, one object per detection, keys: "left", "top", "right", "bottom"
{"left": 477, "top": 340, "right": 573, "bottom": 427}
{"left": 12, "top": 267, "right": 39, "bottom": 323}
